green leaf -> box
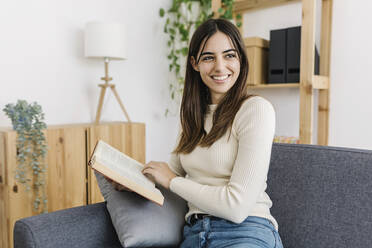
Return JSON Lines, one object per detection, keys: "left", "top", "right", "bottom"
{"left": 218, "top": 8, "right": 224, "bottom": 14}
{"left": 224, "top": 9, "right": 232, "bottom": 19}
{"left": 181, "top": 47, "right": 188, "bottom": 56}
{"left": 169, "top": 28, "right": 176, "bottom": 35}
{"left": 159, "top": 8, "right": 165, "bottom": 17}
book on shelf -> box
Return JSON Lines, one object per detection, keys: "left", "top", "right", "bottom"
{"left": 88, "top": 139, "right": 164, "bottom": 206}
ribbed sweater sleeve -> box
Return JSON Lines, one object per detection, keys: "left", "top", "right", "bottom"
{"left": 169, "top": 151, "right": 186, "bottom": 177}
{"left": 169, "top": 97, "right": 276, "bottom": 223}
{"left": 168, "top": 127, "right": 187, "bottom": 177}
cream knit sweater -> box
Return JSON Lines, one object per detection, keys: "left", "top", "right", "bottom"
{"left": 168, "top": 96, "right": 278, "bottom": 230}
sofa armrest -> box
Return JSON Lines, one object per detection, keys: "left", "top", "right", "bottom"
{"left": 14, "top": 202, "right": 122, "bottom": 248}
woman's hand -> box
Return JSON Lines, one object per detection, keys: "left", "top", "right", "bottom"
{"left": 142, "top": 161, "right": 177, "bottom": 189}
{"left": 104, "top": 176, "right": 132, "bottom": 192}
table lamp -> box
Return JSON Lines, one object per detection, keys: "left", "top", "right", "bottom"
{"left": 84, "top": 21, "right": 131, "bottom": 124}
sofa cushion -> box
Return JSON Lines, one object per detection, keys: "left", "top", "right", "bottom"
{"left": 95, "top": 171, "right": 187, "bottom": 248}
{"left": 267, "top": 143, "right": 372, "bottom": 248}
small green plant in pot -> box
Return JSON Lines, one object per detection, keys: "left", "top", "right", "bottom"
{"left": 159, "top": 0, "right": 241, "bottom": 115}
{"left": 3, "top": 100, "right": 48, "bottom": 213}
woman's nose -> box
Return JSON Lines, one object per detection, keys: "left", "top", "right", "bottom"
{"left": 213, "top": 57, "right": 225, "bottom": 71}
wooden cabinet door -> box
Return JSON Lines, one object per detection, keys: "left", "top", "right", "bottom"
{"left": 87, "top": 122, "right": 145, "bottom": 204}
{"left": 46, "top": 126, "right": 87, "bottom": 212}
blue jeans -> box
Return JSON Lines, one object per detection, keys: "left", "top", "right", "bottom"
{"left": 180, "top": 215, "right": 283, "bottom": 248}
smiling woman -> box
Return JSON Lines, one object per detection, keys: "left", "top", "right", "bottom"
{"left": 141, "top": 18, "right": 283, "bottom": 248}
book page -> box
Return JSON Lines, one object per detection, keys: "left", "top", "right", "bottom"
{"left": 94, "top": 140, "right": 156, "bottom": 193}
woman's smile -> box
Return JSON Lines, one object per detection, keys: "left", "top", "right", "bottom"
{"left": 211, "top": 74, "right": 231, "bottom": 83}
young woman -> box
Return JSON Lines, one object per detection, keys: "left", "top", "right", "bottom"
{"left": 141, "top": 18, "right": 283, "bottom": 248}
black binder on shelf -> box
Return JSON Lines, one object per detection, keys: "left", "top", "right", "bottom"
{"left": 286, "top": 26, "right": 301, "bottom": 83}
{"left": 268, "top": 28, "right": 287, "bottom": 83}
{"left": 286, "top": 26, "right": 320, "bottom": 83}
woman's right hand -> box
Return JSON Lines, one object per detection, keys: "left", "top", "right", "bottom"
{"left": 104, "top": 176, "right": 132, "bottom": 192}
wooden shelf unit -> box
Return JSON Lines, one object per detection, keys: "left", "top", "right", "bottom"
{"left": 212, "top": 0, "right": 333, "bottom": 145}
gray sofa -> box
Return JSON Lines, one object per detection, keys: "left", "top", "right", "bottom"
{"left": 13, "top": 143, "right": 372, "bottom": 248}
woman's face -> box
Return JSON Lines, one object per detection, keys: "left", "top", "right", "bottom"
{"left": 192, "top": 31, "right": 240, "bottom": 104}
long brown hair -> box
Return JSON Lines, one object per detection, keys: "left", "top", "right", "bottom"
{"left": 174, "top": 18, "right": 254, "bottom": 154}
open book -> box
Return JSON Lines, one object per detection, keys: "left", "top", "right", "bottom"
{"left": 88, "top": 140, "right": 164, "bottom": 206}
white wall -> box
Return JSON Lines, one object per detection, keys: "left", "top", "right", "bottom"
{"left": 329, "top": 0, "right": 372, "bottom": 150}
{"left": 0, "top": 0, "right": 371, "bottom": 166}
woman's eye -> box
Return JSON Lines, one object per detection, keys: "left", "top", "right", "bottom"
{"left": 201, "top": 56, "right": 214, "bottom": 61}
{"left": 226, "top": 53, "right": 237, "bottom": 59}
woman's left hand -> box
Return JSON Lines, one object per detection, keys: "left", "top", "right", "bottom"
{"left": 142, "top": 161, "right": 177, "bottom": 189}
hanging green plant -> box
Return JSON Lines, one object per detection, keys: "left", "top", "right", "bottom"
{"left": 159, "top": 0, "right": 241, "bottom": 116}
{"left": 3, "top": 100, "right": 48, "bottom": 213}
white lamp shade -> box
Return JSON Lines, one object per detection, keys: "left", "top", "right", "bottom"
{"left": 84, "top": 22, "right": 127, "bottom": 60}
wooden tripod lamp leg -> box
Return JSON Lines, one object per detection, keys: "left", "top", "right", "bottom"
{"left": 110, "top": 85, "right": 131, "bottom": 123}
{"left": 95, "top": 84, "right": 108, "bottom": 124}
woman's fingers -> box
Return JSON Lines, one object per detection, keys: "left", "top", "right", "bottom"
{"left": 145, "top": 161, "right": 161, "bottom": 169}
{"left": 142, "top": 164, "right": 155, "bottom": 175}
{"left": 141, "top": 161, "right": 176, "bottom": 189}
{"left": 142, "top": 167, "right": 156, "bottom": 183}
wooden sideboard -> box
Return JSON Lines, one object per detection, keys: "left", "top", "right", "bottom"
{"left": 0, "top": 122, "right": 145, "bottom": 248}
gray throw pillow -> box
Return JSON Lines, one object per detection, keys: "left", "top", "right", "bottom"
{"left": 95, "top": 171, "right": 188, "bottom": 248}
